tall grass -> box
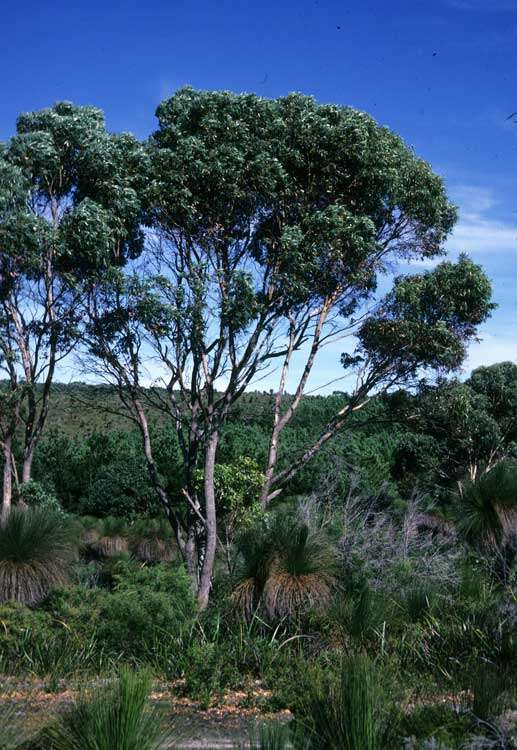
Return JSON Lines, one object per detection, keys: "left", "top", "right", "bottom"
{"left": 45, "top": 668, "right": 164, "bottom": 750}
{"left": 0, "top": 701, "right": 31, "bottom": 750}
{"left": 295, "top": 655, "right": 389, "bottom": 750}
{"left": 247, "top": 721, "right": 293, "bottom": 750}
{"left": 20, "top": 631, "right": 102, "bottom": 692}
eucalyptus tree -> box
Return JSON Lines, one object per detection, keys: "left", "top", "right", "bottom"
{"left": 85, "top": 88, "right": 493, "bottom": 608}
{"left": 391, "top": 361, "right": 517, "bottom": 492}
{"left": 0, "top": 102, "right": 146, "bottom": 518}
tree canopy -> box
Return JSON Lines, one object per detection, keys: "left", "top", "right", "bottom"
{"left": 1, "top": 90, "right": 496, "bottom": 606}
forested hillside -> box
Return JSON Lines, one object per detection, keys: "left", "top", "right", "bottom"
{"left": 21, "top": 359, "right": 517, "bottom": 522}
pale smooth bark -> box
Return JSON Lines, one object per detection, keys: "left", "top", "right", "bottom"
{"left": 197, "top": 430, "right": 219, "bottom": 611}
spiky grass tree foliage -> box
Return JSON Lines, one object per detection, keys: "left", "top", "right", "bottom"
{"left": 92, "top": 516, "right": 129, "bottom": 558}
{"left": 457, "top": 461, "right": 517, "bottom": 581}
{"left": 468, "top": 662, "right": 514, "bottom": 723}
{"left": 129, "top": 518, "right": 175, "bottom": 563}
{"left": 232, "top": 521, "right": 272, "bottom": 619}
{"left": 0, "top": 507, "right": 78, "bottom": 605}
{"left": 45, "top": 668, "right": 164, "bottom": 750}
{"left": 233, "top": 511, "right": 336, "bottom": 621}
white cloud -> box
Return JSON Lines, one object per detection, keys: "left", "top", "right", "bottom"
{"left": 448, "top": 214, "right": 517, "bottom": 255}
{"left": 464, "top": 332, "right": 517, "bottom": 373}
{"left": 450, "top": 185, "right": 496, "bottom": 213}
{"left": 446, "top": 185, "right": 517, "bottom": 256}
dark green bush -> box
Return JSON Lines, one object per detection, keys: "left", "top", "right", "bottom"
{"left": 0, "top": 602, "right": 55, "bottom": 671}
{"left": 401, "top": 703, "right": 474, "bottom": 748}
{"left": 43, "top": 561, "right": 196, "bottom": 662}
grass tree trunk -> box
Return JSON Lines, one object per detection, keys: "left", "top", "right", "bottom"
{"left": 197, "top": 431, "right": 219, "bottom": 611}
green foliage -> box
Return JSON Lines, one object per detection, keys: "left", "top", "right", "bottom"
{"left": 233, "top": 509, "right": 337, "bottom": 621}
{"left": 181, "top": 641, "right": 233, "bottom": 708}
{"left": 358, "top": 255, "right": 495, "bottom": 377}
{"left": 0, "top": 602, "right": 55, "bottom": 671}
{"left": 401, "top": 704, "right": 474, "bottom": 748}
{"left": 151, "top": 88, "right": 456, "bottom": 291}
{"left": 15, "top": 481, "right": 64, "bottom": 515}
{"left": 0, "top": 603, "right": 101, "bottom": 688}
{"left": 44, "top": 561, "right": 196, "bottom": 661}
{"left": 44, "top": 668, "right": 163, "bottom": 750}
{"left": 247, "top": 722, "right": 292, "bottom": 750}
{"left": 4, "top": 101, "right": 147, "bottom": 275}
{"left": 292, "top": 655, "right": 392, "bottom": 750}
{"left": 0, "top": 507, "right": 78, "bottom": 605}
{"left": 389, "top": 361, "right": 517, "bottom": 498}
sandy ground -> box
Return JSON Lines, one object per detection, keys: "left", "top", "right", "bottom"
{"left": 0, "top": 677, "right": 292, "bottom": 749}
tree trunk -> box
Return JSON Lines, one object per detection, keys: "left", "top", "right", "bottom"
{"left": 259, "top": 302, "right": 331, "bottom": 508}
{"left": 184, "top": 526, "right": 199, "bottom": 586}
{"left": 197, "top": 431, "right": 219, "bottom": 610}
{"left": 22, "top": 446, "right": 34, "bottom": 484}
{"left": 260, "top": 433, "right": 280, "bottom": 509}
{"left": 2, "top": 437, "right": 13, "bottom": 522}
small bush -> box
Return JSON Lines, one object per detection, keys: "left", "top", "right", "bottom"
{"left": 44, "top": 561, "right": 196, "bottom": 662}
{"left": 401, "top": 704, "right": 474, "bottom": 748}
{"left": 16, "top": 480, "right": 64, "bottom": 515}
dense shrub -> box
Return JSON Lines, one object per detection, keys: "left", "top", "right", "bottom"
{"left": 44, "top": 561, "right": 196, "bottom": 661}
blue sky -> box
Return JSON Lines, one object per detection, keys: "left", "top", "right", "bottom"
{"left": 1, "top": 0, "right": 517, "bottom": 391}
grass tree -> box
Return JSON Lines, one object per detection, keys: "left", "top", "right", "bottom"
{"left": 233, "top": 509, "right": 337, "bottom": 621}
{"left": 129, "top": 517, "right": 175, "bottom": 563}
{"left": 0, "top": 506, "right": 78, "bottom": 605}
{"left": 456, "top": 460, "right": 517, "bottom": 583}
{"left": 83, "top": 88, "right": 493, "bottom": 608}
